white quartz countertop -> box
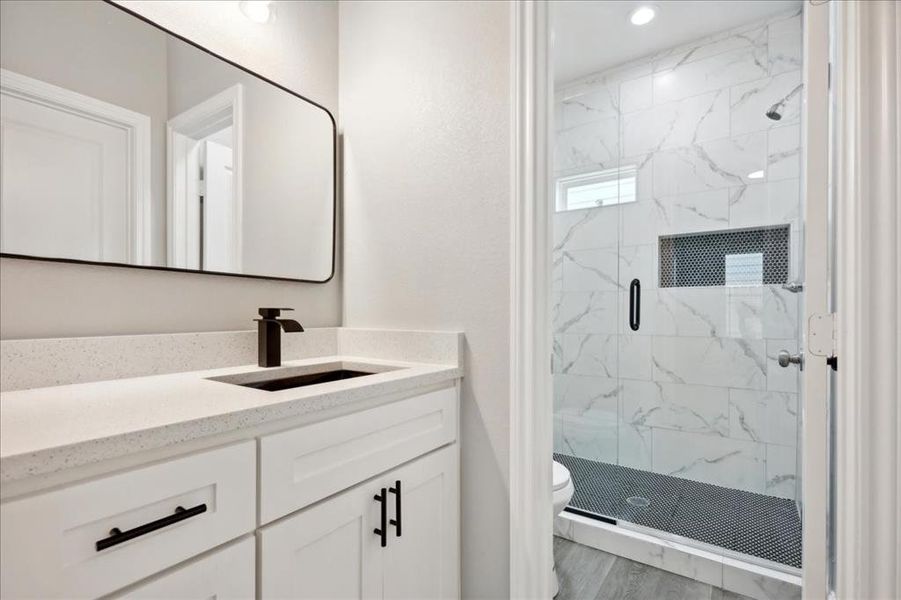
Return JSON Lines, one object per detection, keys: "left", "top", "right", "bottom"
{"left": 0, "top": 355, "right": 461, "bottom": 484}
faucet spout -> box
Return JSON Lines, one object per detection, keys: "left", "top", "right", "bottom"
{"left": 277, "top": 319, "right": 304, "bottom": 333}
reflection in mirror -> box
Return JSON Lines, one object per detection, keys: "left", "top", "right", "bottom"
{"left": 0, "top": 0, "right": 335, "bottom": 282}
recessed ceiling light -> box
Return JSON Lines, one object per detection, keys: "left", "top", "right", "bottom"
{"left": 239, "top": 1, "right": 274, "bottom": 24}
{"left": 748, "top": 170, "right": 766, "bottom": 180}
{"left": 629, "top": 5, "right": 657, "bottom": 26}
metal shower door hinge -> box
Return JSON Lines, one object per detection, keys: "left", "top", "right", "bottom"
{"left": 808, "top": 312, "right": 838, "bottom": 370}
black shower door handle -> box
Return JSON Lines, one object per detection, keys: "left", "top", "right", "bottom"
{"left": 629, "top": 279, "right": 640, "bottom": 331}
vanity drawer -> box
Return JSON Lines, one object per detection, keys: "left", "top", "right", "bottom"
{"left": 260, "top": 385, "right": 457, "bottom": 523}
{"left": 113, "top": 537, "right": 255, "bottom": 599}
{"left": 0, "top": 441, "right": 255, "bottom": 599}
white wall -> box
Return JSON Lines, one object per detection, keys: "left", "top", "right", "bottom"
{"left": 0, "top": 0, "right": 340, "bottom": 339}
{"left": 339, "top": 2, "right": 512, "bottom": 597}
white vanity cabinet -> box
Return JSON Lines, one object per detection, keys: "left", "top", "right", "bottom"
{"left": 113, "top": 537, "right": 256, "bottom": 599}
{"left": 0, "top": 384, "right": 460, "bottom": 599}
{"left": 0, "top": 441, "right": 256, "bottom": 599}
{"left": 259, "top": 444, "right": 459, "bottom": 599}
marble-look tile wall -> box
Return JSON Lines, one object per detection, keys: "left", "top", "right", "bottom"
{"left": 553, "top": 10, "right": 803, "bottom": 500}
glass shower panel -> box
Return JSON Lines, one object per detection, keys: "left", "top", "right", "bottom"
{"left": 553, "top": 77, "right": 623, "bottom": 474}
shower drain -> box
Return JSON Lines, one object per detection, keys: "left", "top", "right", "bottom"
{"left": 626, "top": 495, "right": 650, "bottom": 508}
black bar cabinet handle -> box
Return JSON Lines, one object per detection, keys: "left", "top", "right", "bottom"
{"left": 95, "top": 504, "right": 207, "bottom": 552}
{"left": 629, "top": 278, "right": 641, "bottom": 331}
{"left": 373, "top": 488, "right": 388, "bottom": 547}
{"left": 389, "top": 480, "right": 402, "bottom": 537}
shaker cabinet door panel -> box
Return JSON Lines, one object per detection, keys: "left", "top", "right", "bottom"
{"left": 259, "top": 480, "right": 383, "bottom": 599}
{"left": 383, "top": 446, "right": 460, "bottom": 600}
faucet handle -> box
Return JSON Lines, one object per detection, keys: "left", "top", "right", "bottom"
{"left": 258, "top": 307, "right": 294, "bottom": 319}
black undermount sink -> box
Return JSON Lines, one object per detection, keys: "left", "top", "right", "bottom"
{"left": 208, "top": 364, "right": 385, "bottom": 392}
{"left": 236, "top": 369, "right": 375, "bottom": 392}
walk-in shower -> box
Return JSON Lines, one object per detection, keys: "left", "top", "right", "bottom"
{"left": 552, "top": 1, "right": 805, "bottom": 572}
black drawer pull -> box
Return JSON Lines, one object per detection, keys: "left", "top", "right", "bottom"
{"left": 96, "top": 504, "right": 207, "bottom": 552}
{"left": 373, "top": 488, "right": 388, "bottom": 548}
{"left": 389, "top": 480, "right": 402, "bottom": 537}
{"left": 629, "top": 278, "right": 641, "bottom": 331}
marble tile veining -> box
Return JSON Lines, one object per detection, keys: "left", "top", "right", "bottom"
{"left": 563, "top": 334, "right": 618, "bottom": 377}
{"left": 622, "top": 90, "right": 730, "bottom": 157}
{"left": 728, "top": 389, "right": 798, "bottom": 447}
{"left": 728, "top": 178, "right": 800, "bottom": 229}
{"left": 555, "top": 118, "right": 620, "bottom": 173}
{"left": 621, "top": 379, "right": 730, "bottom": 436}
{"left": 656, "top": 288, "right": 729, "bottom": 337}
{"left": 554, "top": 292, "right": 619, "bottom": 334}
{"left": 653, "top": 46, "right": 768, "bottom": 105}
{"left": 563, "top": 248, "right": 621, "bottom": 292}
{"left": 653, "top": 133, "right": 768, "bottom": 197}
{"left": 653, "top": 336, "right": 767, "bottom": 390}
{"left": 553, "top": 9, "right": 802, "bottom": 497}
{"left": 652, "top": 429, "right": 766, "bottom": 494}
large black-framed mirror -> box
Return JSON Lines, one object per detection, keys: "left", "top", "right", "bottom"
{"left": 0, "top": 0, "right": 336, "bottom": 283}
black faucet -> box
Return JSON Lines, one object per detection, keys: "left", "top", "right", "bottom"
{"left": 255, "top": 307, "right": 304, "bottom": 367}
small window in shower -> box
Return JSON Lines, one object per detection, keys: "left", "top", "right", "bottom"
{"left": 659, "top": 225, "right": 790, "bottom": 288}
{"left": 556, "top": 164, "right": 637, "bottom": 212}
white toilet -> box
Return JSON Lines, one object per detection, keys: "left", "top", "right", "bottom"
{"left": 551, "top": 460, "right": 575, "bottom": 597}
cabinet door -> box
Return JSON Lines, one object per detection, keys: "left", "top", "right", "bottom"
{"left": 259, "top": 478, "right": 383, "bottom": 599}
{"left": 383, "top": 446, "right": 460, "bottom": 600}
{"left": 116, "top": 537, "right": 254, "bottom": 599}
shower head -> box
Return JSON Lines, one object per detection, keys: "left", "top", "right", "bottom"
{"left": 765, "top": 83, "right": 804, "bottom": 121}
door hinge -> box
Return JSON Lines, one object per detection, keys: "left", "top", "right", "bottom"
{"left": 808, "top": 312, "right": 838, "bottom": 371}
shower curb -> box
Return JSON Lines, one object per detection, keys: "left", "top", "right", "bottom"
{"left": 554, "top": 511, "right": 802, "bottom": 600}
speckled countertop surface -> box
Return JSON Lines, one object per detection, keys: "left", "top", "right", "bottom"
{"left": 0, "top": 355, "right": 461, "bottom": 484}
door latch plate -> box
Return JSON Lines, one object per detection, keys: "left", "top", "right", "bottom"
{"left": 807, "top": 313, "right": 836, "bottom": 357}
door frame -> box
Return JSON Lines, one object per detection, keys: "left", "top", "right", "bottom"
{"left": 0, "top": 68, "right": 152, "bottom": 264}
{"left": 831, "top": 2, "right": 901, "bottom": 598}
{"left": 509, "top": 1, "right": 553, "bottom": 598}
{"left": 510, "top": 2, "right": 836, "bottom": 598}
{"left": 166, "top": 84, "right": 244, "bottom": 271}
{"left": 800, "top": 2, "right": 831, "bottom": 598}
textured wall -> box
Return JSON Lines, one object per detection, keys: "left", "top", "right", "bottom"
{"left": 0, "top": 0, "right": 341, "bottom": 339}
{"left": 553, "top": 9, "right": 803, "bottom": 499}
{"left": 339, "top": 1, "right": 512, "bottom": 597}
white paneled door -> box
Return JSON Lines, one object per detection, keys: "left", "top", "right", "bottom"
{"left": 0, "top": 93, "right": 130, "bottom": 262}
{"left": 202, "top": 138, "right": 238, "bottom": 272}
{"left": 0, "top": 70, "right": 150, "bottom": 264}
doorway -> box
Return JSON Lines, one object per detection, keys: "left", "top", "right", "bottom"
{"left": 167, "top": 84, "right": 243, "bottom": 272}
{"left": 549, "top": 1, "right": 821, "bottom": 592}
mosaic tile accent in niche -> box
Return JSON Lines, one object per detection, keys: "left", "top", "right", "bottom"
{"left": 659, "top": 225, "right": 791, "bottom": 288}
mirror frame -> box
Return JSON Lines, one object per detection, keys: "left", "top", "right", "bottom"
{"left": 0, "top": 0, "right": 337, "bottom": 283}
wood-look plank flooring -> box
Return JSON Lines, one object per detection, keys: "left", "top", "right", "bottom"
{"left": 554, "top": 537, "right": 755, "bottom": 600}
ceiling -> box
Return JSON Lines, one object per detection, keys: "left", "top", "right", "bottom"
{"left": 552, "top": 0, "right": 802, "bottom": 85}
